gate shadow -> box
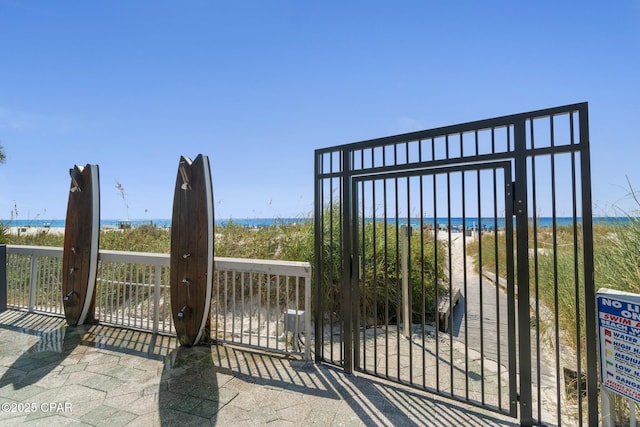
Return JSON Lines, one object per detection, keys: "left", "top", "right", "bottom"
{"left": 0, "top": 311, "right": 519, "bottom": 425}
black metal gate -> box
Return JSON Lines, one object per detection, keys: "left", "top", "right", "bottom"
{"left": 314, "top": 103, "right": 597, "bottom": 426}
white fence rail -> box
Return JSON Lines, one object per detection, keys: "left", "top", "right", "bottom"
{"left": 4, "top": 245, "right": 311, "bottom": 359}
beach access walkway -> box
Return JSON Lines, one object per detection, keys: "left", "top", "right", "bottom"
{"left": 446, "top": 232, "right": 566, "bottom": 425}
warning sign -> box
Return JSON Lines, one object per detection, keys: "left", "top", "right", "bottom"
{"left": 597, "top": 288, "right": 640, "bottom": 404}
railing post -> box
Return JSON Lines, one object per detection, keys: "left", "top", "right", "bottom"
{"left": 601, "top": 388, "right": 614, "bottom": 427}
{"left": 153, "top": 264, "right": 161, "bottom": 334}
{"left": 304, "top": 268, "right": 312, "bottom": 361}
{"left": 28, "top": 252, "right": 39, "bottom": 312}
{"left": 0, "top": 245, "right": 7, "bottom": 312}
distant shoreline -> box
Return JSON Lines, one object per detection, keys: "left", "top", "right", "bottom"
{"left": 2, "top": 216, "right": 635, "bottom": 232}
{"left": 3, "top": 218, "right": 313, "bottom": 231}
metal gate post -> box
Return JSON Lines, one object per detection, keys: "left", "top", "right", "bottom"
{"left": 341, "top": 149, "right": 354, "bottom": 373}
{"left": 314, "top": 151, "right": 324, "bottom": 363}
{"left": 579, "top": 107, "right": 599, "bottom": 426}
{"left": 514, "top": 120, "right": 533, "bottom": 426}
{"left": 0, "top": 245, "right": 6, "bottom": 312}
{"left": 351, "top": 176, "right": 361, "bottom": 369}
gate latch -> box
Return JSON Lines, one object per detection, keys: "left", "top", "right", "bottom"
{"left": 509, "top": 181, "right": 519, "bottom": 215}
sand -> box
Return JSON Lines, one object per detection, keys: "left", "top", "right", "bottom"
{"left": 9, "top": 226, "right": 65, "bottom": 236}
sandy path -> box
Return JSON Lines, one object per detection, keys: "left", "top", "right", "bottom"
{"left": 441, "top": 230, "right": 569, "bottom": 425}
{"left": 445, "top": 232, "right": 511, "bottom": 365}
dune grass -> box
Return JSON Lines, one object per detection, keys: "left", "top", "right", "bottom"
{"left": 6, "top": 221, "right": 315, "bottom": 260}
{"left": 8, "top": 217, "right": 635, "bottom": 314}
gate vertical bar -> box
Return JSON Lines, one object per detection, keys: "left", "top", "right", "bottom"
{"left": 579, "top": 106, "right": 598, "bottom": 425}
{"left": 514, "top": 120, "right": 533, "bottom": 425}
{"left": 401, "top": 225, "right": 410, "bottom": 339}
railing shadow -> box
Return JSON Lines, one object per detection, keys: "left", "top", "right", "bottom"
{"left": 0, "top": 311, "right": 85, "bottom": 392}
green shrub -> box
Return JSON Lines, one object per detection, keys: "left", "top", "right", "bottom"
{"left": 8, "top": 228, "right": 64, "bottom": 247}
{"left": 99, "top": 224, "right": 171, "bottom": 253}
{"left": 359, "top": 222, "right": 446, "bottom": 324}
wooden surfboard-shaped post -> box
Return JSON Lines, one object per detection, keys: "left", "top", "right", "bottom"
{"left": 170, "top": 154, "right": 214, "bottom": 346}
{"left": 62, "top": 164, "right": 100, "bottom": 326}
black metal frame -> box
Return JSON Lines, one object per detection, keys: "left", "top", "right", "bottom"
{"left": 314, "top": 103, "right": 596, "bottom": 426}
{"left": 0, "top": 245, "right": 6, "bottom": 313}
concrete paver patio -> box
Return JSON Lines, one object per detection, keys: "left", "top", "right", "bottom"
{"left": 0, "top": 310, "right": 520, "bottom": 426}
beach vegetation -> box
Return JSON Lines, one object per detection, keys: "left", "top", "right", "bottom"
{"left": 0, "top": 222, "right": 8, "bottom": 244}
{"left": 8, "top": 212, "right": 446, "bottom": 324}
{"left": 314, "top": 205, "right": 447, "bottom": 325}
{"left": 467, "top": 216, "right": 640, "bottom": 362}
{"left": 100, "top": 224, "right": 171, "bottom": 253}
{"left": 358, "top": 221, "right": 446, "bottom": 324}
{"left": 7, "top": 229, "right": 64, "bottom": 247}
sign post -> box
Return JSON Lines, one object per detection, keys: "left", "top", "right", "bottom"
{"left": 597, "top": 288, "right": 640, "bottom": 426}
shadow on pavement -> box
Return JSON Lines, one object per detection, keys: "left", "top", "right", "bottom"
{"left": 0, "top": 311, "right": 519, "bottom": 426}
{"left": 0, "top": 311, "right": 84, "bottom": 391}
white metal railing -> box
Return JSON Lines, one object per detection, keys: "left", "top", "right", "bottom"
{"left": 96, "top": 249, "right": 173, "bottom": 334}
{"left": 5, "top": 245, "right": 65, "bottom": 315}
{"left": 212, "top": 257, "right": 312, "bottom": 359}
{"left": 4, "top": 245, "right": 311, "bottom": 359}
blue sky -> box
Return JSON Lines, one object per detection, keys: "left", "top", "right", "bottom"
{"left": 1, "top": 1, "right": 639, "bottom": 221}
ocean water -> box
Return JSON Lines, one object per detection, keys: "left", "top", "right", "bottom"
{"left": 365, "top": 216, "right": 638, "bottom": 231}
{"left": 3, "top": 217, "right": 634, "bottom": 230}
{"left": 4, "top": 218, "right": 311, "bottom": 229}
